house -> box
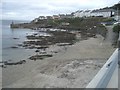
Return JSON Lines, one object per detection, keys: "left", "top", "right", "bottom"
{"left": 38, "top": 16, "right": 46, "bottom": 20}
{"left": 59, "top": 14, "right": 66, "bottom": 19}
{"left": 113, "top": 10, "right": 120, "bottom": 21}
{"left": 90, "top": 9, "right": 115, "bottom": 17}
{"left": 84, "top": 10, "right": 91, "bottom": 17}
{"left": 31, "top": 18, "right": 39, "bottom": 23}
{"left": 65, "top": 14, "right": 73, "bottom": 18}
{"left": 73, "top": 10, "right": 83, "bottom": 17}
{"left": 53, "top": 15, "right": 60, "bottom": 19}
{"left": 46, "top": 16, "right": 53, "bottom": 20}
{"left": 59, "top": 14, "right": 73, "bottom": 19}
{"left": 74, "top": 10, "right": 91, "bottom": 17}
{"left": 114, "top": 15, "right": 120, "bottom": 21}
{"left": 73, "top": 9, "right": 116, "bottom": 18}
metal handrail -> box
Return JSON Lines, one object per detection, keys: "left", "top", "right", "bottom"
{"left": 86, "top": 49, "right": 118, "bottom": 88}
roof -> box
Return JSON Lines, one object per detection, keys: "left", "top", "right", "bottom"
{"left": 38, "top": 16, "right": 45, "bottom": 18}
{"left": 59, "top": 14, "right": 65, "bottom": 16}
{"left": 53, "top": 15, "right": 59, "bottom": 17}
{"left": 84, "top": 10, "right": 91, "bottom": 12}
{"left": 91, "top": 9, "right": 116, "bottom": 13}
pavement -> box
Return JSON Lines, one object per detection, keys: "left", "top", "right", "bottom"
{"left": 105, "top": 25, "right": 118, "bottom": 44}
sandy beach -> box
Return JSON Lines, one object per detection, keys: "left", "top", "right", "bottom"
{"left": 2, "top": 35, "right": 115, "bottom": 88}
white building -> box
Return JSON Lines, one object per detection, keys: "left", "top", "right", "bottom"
{"left": 114, "top": 15, "right": 120, "bottom": 22}
{"left": 83, "top": 10, "right": 91, "bottom": 17}
{"left": 74, "top": 9, "right": 116, "bottom": 18}
{"left": 74, "top": 10, "right": 92, "bottom": 17}
{"left": 74, "top": 10, "right": 84, "bottom": 17}
{"left": 53, "top": 15, "right": 60, "bottom": 19}
{"left": 113, "top": 10, "right": 120, "bottom": 21}
{"left": 91, "top": 9, "right": 115, "bottom": 17}
{"left": 31, "top": 18, "right": 39, "bottom": 23}
{"left": 38, "top": 16, "right": 46, "bottom": 20}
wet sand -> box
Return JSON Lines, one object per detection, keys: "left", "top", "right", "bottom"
{"left": 2, "top": 35, "right": 115, "bottom": 88}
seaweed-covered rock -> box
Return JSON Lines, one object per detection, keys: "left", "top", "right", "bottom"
{"left": 29, "top": 54, "right": 53, "bottom": 60}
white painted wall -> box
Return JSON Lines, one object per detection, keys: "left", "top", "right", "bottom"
{"left": 74, "top": 11, "right": 115, "bottom": 17}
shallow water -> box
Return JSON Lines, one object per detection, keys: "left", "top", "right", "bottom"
{"left": 2, "top": 20, "right": 43, "bottom": 61}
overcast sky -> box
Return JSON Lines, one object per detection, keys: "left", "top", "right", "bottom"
{"left": 1, "top": 0, "right": 119, "bottom": 20}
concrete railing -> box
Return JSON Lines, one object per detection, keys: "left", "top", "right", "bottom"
{"left": 86, "top": 49, "right": 118, "bottom": 88}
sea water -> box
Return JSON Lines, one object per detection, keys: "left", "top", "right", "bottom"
{"left": 2, "top": 20, "right": 41, "bottom": 62}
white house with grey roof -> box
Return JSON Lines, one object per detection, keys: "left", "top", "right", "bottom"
{"left": 74, "top": 9, "right": 116, "bottom": 18}
{"left": 90, "top": 9, "right": 115, "bottom": 17}
{"left": 113, "top": 9, "right": 120, "bottom": 21}
{"left": 38, "top": 16, "right": 46, "bottom": 20}
{"left": 74, "top": 10, "right": 91, "bottom": 17}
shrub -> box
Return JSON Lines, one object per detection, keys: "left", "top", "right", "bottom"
{"left": 113, "top": 24, "right": 120, "bottom": 33}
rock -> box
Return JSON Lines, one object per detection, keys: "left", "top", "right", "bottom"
{"left": 29, "top": 54, "right": 53, "bottom": 60}
{"left": 36, "top": 46, "right": 48, "bottom": 49}
{"left": 0, "top": 64, "right": 7, "bottom": 68}
{"left": 13, "top": 37, "right": 19, "bottom": 39}
{"left": 35, "top": 50, "right": 40, "bottom": 52}
{"left": 11, "top": 46, "right": 19, "bottom": 48}
{"left": 17, "top": 44, "right": 23, "bottom": 46}
{"left": 28, "top": 46, "right": 35, "bottom": 49}
{"left": 4, "top": 60, "right": 26, "bottom": 65}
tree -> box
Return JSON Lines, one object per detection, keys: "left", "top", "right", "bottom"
{"left": 112, "top": 3, "right": 120, "bottom": 10}
{"left": 113, "top": 24, "right": 120, "bottom": 33}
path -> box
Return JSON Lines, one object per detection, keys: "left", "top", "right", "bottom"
{"left": 105, "top": 25, "right": 117, "bottom": 44}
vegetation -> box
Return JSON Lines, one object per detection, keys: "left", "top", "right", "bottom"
{"left": 35, "top": 17, "right": 107, "bottom": 30}
{"left": 102, "top": 18, "right": 115, "bottom": 22}
{"left": 113, "top": 24, "right": 120, "bottom": 33}
{"left": 24, "top": 31, "right": 76, "bottom": 46}
{"left": 47, "top": 17, "right": 108, "bottom": 37}
{"left": 112, "top": 3, "right": 120, "bottom": 10}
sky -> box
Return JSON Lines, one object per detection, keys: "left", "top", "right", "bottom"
{"left": 1, "top": 0, "right": 120, "bottom": 20}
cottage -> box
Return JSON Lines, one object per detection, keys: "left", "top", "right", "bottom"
{"left": 65, "top": 14, "right": 73, "bottom": 18}
{"left": 46, "top": 16, "right": 53, "bottom": 20}
{"left": 90, "top": 9, "right": 115, "bottom": 17}
{"left": 113, "top": 10, "right": 120, "bottom": 21}
{"left": 38, "top": 16, "right": 46, "bottom": 20}
{"left": 73, "top": 9, "right": 116, "bottom": 18}
{"left": 59, "top": 14, "right": 73, "bottom": 19}
{"left": 59, "top": 14, "right": 66, "bottom": 19}
{"left": 31, "top": 18, "right": 39, "bottom": 23}
{"left": 73, "top": 10, "right": 83, "bottom": 17}
{"left": 53, "top": 15, "right": 60, "bottom": 19}
{"left": 84, "top": 10, "right": 91, "bottom": 17}
{"left": 74, "top": 10, "right": 92, "bottom": 17}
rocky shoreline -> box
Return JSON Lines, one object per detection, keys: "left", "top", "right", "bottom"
{"left": 1, "top": 23, "right": 108, "bottom": 68}
{"left": 2, "top": 27, "right": 100, "bottom": 66}
{"left": 2, "top": 17, "right": 116, "bottom": 69}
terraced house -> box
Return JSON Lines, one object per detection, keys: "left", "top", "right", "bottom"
{"left": 74, "top": 9, "right": 116, "bottom": 18}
